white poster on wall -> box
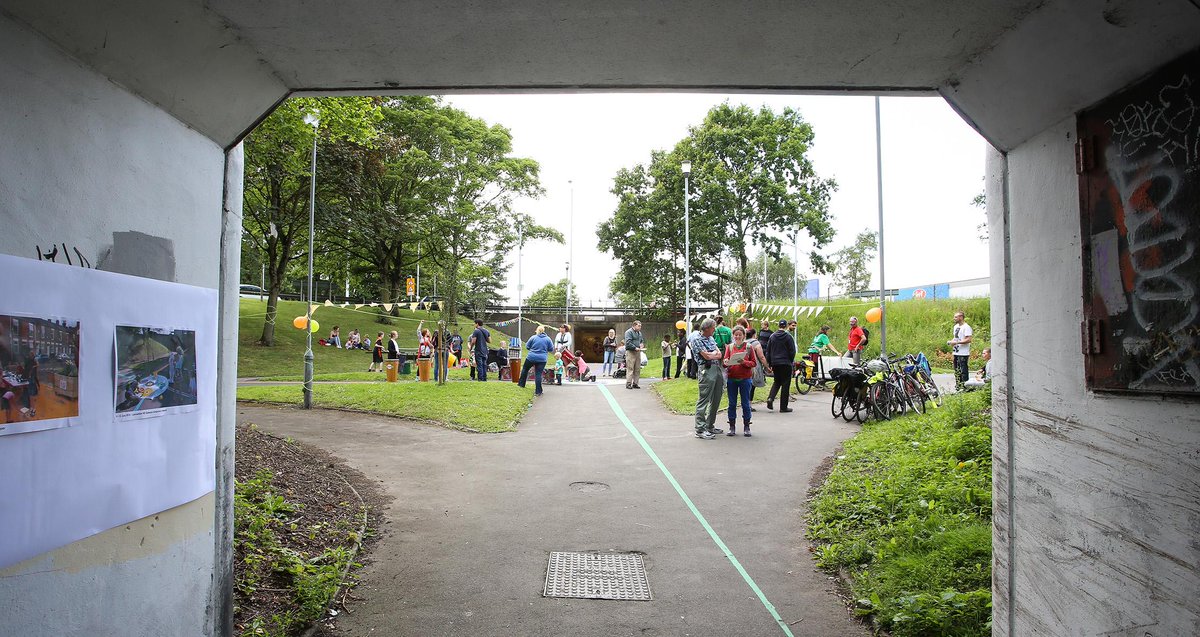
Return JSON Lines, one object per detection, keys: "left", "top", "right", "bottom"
{"left": 0, "top": 254, "right": 217, "bottom": 569}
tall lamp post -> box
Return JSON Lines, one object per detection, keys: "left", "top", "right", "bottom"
{"left": 875, "top": 96, "right": 888, "bottom": 355}
{"left": 682, "top": 161, "right": 691, "bottom": 326}
{"left": 566, "top": 180, "right": 573, "bottom": 328}
{"left": 302, "top": 111, "right": 319, "bottom": 409}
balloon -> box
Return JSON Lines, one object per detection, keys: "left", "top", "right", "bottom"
{"left": 293, "top": 316, "right": 308, "bottom": 330}
{"left": 675, "top": 320, "right": 687, "bottom": 330}
{"left": 447, "top": 353, "right": 457, "bottom": 367}
{"left": 737, "top": 302, "right": 747, "bottom": 313}
{"left": 865, "top": 307, "right": 882, "bottom": 323}
{"left": 309, "top": 319, "right": 320, "bottom": 333}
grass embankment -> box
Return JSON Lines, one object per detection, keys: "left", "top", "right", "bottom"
{"left": 652, "top": 376, "right": 770, "bottom": 414}
{"left": 752, "top": 297, "right": 990, "bottom": 370}
{"left": 236, "top": 381, "right": 533, "bottom": 433}
{"left": 807, "top": 390, "right": 992, "bottom": 636}
{"left": 256, "top": 367, "right": 476, "bottom": 383}
{"left": 238, "top": 298, "right": 479, "bottom": 378}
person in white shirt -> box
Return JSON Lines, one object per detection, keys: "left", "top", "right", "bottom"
{"left": 948, "top": 311, "right": 974, "bottom": 390}
{"left": 965, "top": 348, "right": 991, "bottom": 390}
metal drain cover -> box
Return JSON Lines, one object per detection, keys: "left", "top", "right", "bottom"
{"left": 543, "top": 552, "right": 651, "bottom": 601}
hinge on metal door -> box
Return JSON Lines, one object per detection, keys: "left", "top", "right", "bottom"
{"left": 1075, "top": 136, "right": 1095, "bottom": 174}
{"left": 1081, "top": 318, "right": 1103, "bottom": 355}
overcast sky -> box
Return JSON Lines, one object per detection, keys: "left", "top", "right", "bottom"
{"left": 444, "top": 93, "right": 990, "bottom": 306}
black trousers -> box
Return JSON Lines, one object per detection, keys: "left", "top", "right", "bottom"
{"left": 674, "top": 354, "right": 686, "bottom": 378}
{"left": 767, "top": 366, "right": 791, "bottom": 410}
{"left": 954, "top": 355, "right": 970, "bottom": 387}
{"left": 686, "top": 358, "right": 698, "bottom": 378}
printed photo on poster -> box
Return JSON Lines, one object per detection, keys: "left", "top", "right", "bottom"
{"left": 114, "top": 325, "right": 198, "bottom": 419}
{"left": 0, "top": 314, "right": 81, "bottom": 436}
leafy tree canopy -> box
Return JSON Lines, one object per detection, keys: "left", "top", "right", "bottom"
{"left": 830, "top": 229, "right": 878, "bottom": 294}
{"left": 598, "top": 102, "right": 836, "bottom": 307}
{"left": 524, "top": 278, "right": 581, "bottom": 308}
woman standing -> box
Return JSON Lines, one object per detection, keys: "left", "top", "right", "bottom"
{"left": 723, "top": 326, "right": 757, "bottom": 436}
{"left": 745, "top": 328, "right": 771, "bottom": 407}
{"left": 369, "top": 331, "right": 385, "bottom": 372}
{"left": 554, "top": 324, "right": 574, "bottom": 356}
{"left": 674, "top": 329, "right": 688, "bottom": 378}
{"left": 22, "top": 353, "right": 39, "bottom": 418}
{"left": 660, "top": 334, "right": 673, "bottom": 380}
{"left": 601, "top": 329, "right": 617, "bottom": 377}
{"left": 519, "top": 326, "right": 554, "bottom": 396}
{"left": 386, "top": 330, "right": 400, "bottom": 365}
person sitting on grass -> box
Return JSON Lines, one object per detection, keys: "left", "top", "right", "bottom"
{"left": 328, "top": 325, "right": 341, "bottom": 348}
{"left": 964, "top": 348, "right": 992, "bottom": 390}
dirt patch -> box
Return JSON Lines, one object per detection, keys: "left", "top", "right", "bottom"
{"left": 234, "top": 422, "right": 390, "bottom": 636}
{"left": 807, "top": 448, "right": 841, "bottom": 499}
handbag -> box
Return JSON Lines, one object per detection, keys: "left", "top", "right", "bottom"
{"left": 751, "top": 348, "right": 768, "bottom": 387}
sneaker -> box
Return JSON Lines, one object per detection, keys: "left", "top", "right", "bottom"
{"left": 633, "top": 384, "right": 641, "bottom": 389}
{"left": 750, "top": 406, "right": 757, "bottom": 412}
{"left": 706, "top": 426, "right": 725, "bottom": 435}
{"left": 780, "top": 407, "right": 793, "bottom": 413}
{"left": 744, "top": 427, "right": 752, "bottom": 437}
{"left": 695, "top": 431, "right": 715, "bottom": 440}
{"left": 726, "top": 426, "right": 737, "bottom": 437}
{"left": 766, "top": 400, "right": 774, "bottom": 410}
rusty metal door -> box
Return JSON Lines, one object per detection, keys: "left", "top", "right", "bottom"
{"left": 1077, "top": 47, "right": 1200, "bottom": 395}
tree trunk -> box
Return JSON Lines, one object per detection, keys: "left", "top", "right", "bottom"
{"left": 259, "top": 288, "right": 279, "bottom": 346}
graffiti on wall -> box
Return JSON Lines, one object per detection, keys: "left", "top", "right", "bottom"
{"left": 1079, "top": 46, "right": 1200, "bottom": 395}
{"left": 36, "top": 243, "right": 92, "bottom": 268}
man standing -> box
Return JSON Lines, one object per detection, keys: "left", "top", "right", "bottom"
{"left": 713, "top": 316, "right": 733, "bottom": 355}
{"left": 758, "top": 319, "right": 774, "bottom": 347}
{"left": 687, "top": 322, "right": 702, "bottom": 378}
{"left": 470, "top": 318, "right": 491, "bottom": 382}
{"left": 847, "top": 316, "right": 866, "bottom": 365}
{"left": 690, "top": 318, "right": 725, "bottom": 439}
{"left": 623, "top": 320, "right": 646, "bottom": 389}
{"left": 767, "top": 319, "right": 797, "bottom": 412}
{"left": 949, "top": 311, "right": 973, "bottom": 390}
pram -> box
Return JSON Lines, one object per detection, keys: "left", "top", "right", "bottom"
{"left": 611, "top": 348, "right": 628, "bottom": 379}
{"left": 484, "top": 347, "right": 512, "bottom": 380}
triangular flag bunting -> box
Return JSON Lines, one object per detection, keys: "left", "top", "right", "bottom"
{"left": 410, "top": 302, "right": 418, "bottom": 311}
{"left": 368, "top": 302, "right": 378, "bottom": 307}
{"left": 324, "top": 299, "right": 334, "bottom": 306}
{"left": 383, "top": 303, "right": 394, "bottom": 312}
{"left": 340, "top": 302, "right": 349, "bottom": 308}
{"left": 309, "top": 304, "right": 319, "bottom": 315}
{"left": 354, "top": 304, "right": 364, "bottom": 309}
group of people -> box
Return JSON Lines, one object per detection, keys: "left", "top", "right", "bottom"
{"left": 0, "top": 353, "right": 40, "bottom": 422}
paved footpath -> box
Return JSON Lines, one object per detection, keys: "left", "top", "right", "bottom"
{"left": 239, "top": 381, "right": 871, "bottom": 637}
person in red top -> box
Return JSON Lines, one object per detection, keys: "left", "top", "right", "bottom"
{"left": 723, "top": 325, "right": 758, "bottom": 437}
{"left": 847, "top": 316, "right": 866, "bottom": 366}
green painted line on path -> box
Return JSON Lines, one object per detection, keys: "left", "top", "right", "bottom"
{"left": 596, "top": 384, "right": 795, "bottom": 637}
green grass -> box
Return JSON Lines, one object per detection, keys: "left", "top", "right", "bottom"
{"left": 806, "top": 390, "right": 993, "bottom": 636}
{"left": 238, "top": 298, "right": 480, "bottom": 378}
{"left": 255, "top": 366, "right": 477, "bottom": 383}
{"left": 236, "top": 381, "right": 534, "bottom": 433}
{"left": 651, "top": 376, "right": 767, "bottom": 414}
{"left": 751, "top": 296, "right": 991, "bottom": 369}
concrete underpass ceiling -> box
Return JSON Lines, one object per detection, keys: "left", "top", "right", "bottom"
{"left": 2, "top": 0, "right": 1198, "bottom": 150}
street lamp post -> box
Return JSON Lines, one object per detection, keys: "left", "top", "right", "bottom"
{"left": 566, "top": 180, "right": 573, "bottom": 328}
{"left": 302, "top": 111, "right": 319, "bottom": 409}
{"left": 682, "top": 161, "right": 691, "bottom": 327}
{"left": 875, "top": 96, "right": 888, "bottom": 355}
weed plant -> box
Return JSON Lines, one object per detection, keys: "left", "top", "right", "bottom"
{"left": 807, "top": 390, "right": 993, "bottom": 636}
{"left": 234, "top": 469, "right": 360, "bottom": 637}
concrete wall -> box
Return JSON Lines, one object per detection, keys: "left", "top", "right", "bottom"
{"left": 0, "top": 13, "right": 227, "bottom": 636}
{"left": 989, "top": 122, "right": 1200, "bottom": 635}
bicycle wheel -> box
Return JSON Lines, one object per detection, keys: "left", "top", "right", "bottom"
{"left": 851, "top": 389, "right": 869, "bottom": 422}
{"left": 888, "top": 381, "right": 908, "bottom": 417}
{"left": 795, "top": 371, "right": 813, "bottom": 395}
{"left": 831, "top": 387, "right": 845, "bottom": 418}
{"left": 904, "top": 375, "right": 926, "bottom": 414}
{"left": 917, "top": 369, "right": 943, "bottom": 407}
{"left": 869, "top": 382, "right": 890, "bottom": 421}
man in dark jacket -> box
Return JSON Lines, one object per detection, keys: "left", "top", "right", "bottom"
{"left": 766, "top": 319, "right": 797, "bottom": 412}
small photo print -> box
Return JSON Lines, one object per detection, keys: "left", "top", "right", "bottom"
{"left": 114, "top": 325, "right": 198, "bottom": 418}
{"left": 0, "top": 314, "right": 81, "bottom": 435}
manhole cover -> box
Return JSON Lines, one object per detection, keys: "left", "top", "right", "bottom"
{"left": 543, "top": 552, "right": 651, "bottom": 601}
{"left": 569, "top": 481, "right": 610, "bottom": 493}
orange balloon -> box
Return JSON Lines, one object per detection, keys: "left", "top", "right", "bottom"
{"left": 865, "top": 307, "right": 882, "bottom": 323}
{"left": 293, "top": 316, "right": 309, "bottom": 330}
{"left": 675, "top": 320, "right": 687, "bottom": 330}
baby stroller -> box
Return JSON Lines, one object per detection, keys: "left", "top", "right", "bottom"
{"left": 611, "top": 348, "right": 628, "bottom": 379}
{"left": 488, "top": 347, "right": 511, "bottom": 380}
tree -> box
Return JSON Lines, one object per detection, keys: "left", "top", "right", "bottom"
{"left": 525, "top": 278, "right": 581, "bottom": 308}
{"left": 830, "top": 229, "right": 878, "bottom": 294}
{"left": 973, "top": 190, "right": 988, "bottom": 242}
{"left": 598, "top": 103, "right": 836, "bottom": 306}
{"left": 242, "top": 97, "right": 381, "bottom": 345}
{"left": 751, "top": 251, "right": 805, "bottom": 300}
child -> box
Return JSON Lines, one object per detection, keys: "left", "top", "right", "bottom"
{"left": 574, "top": 350, "right": 594, "bottom": 382}
{"left": 369, "top": 332, "right": 385, "bottom": 372}
{"left": 554, "top": 353, "right": 564, "bottom": 385}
